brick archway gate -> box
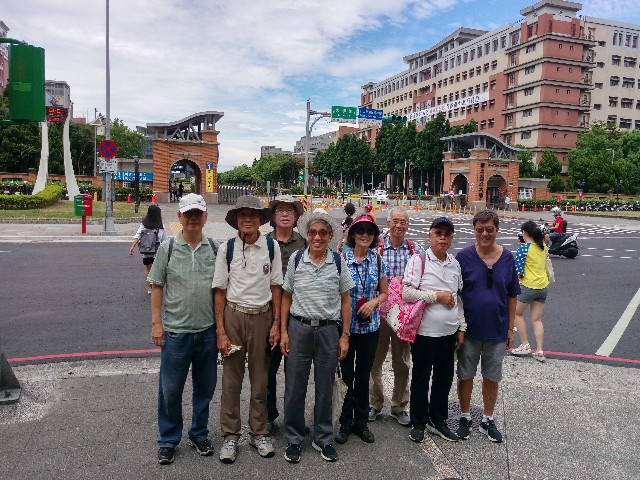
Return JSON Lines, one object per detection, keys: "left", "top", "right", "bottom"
{"left": 441, "top": 132, "right": 520, "bottom": 211}
{"left": 146, "top": 111, "right": 224, "bottom": 204}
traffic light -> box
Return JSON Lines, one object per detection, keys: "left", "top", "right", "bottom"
{"left": 8, "top": 44, "right": 45, "bottom": 122}
{"left": 298, "top": 169, "right": 304, "bottom": 181}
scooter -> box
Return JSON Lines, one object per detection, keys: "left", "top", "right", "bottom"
{"left": 518, "top": 224, "right": 580, "bottom": 259}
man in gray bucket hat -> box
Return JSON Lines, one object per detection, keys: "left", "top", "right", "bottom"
{"left": 265, "top": 195, "right": 306, "bottom": 436}
{"left": 212, "top": 195, "right": 283, "bottom": 463}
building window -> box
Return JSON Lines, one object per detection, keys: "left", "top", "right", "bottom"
{"left": 485, "top": 43, "right": 490, "bottom": 55}
{"left": 524, "top": 87, "right": 534, "bottom": 96}
{"left": 553, "top": 133, "right": 557, "bottom": 138}
{"left": 493, "top": 39, "right": 498, "bottom": 51}
{"left": 569, "top": 45, "right": 574, "bottom": 51}
{"left": 488, "top": 118, "right": 495, "bottom": 127}
{"left": 558, "top": 43, "right": 562, "bottom": 49}
{"left": 508, "top": 93, "right": 514, "bottom": 106}
{"left": 470, "top": 49, "right": 475, "bottom": 61}
{"left": 507, "top": 114, "right": 513, "bottom": 126}
{"left": 634, "top": 36, "right": 639, "bottom": 48}
{"left": 556, "top": 66, "right": 561, "bottom": 72}
{"left": 490, "top": 80, "right": 496, "bottom": 90}
{"left": 567, "top": 89, "right": 571, "bottom": 95}
{"left": 636, "top": 100, "right": 640, "bottom": 110}
{"left": 620, "top": 118, "right": 632, "bottom": 129}
{"left": 510, "top": 54, "right": 516, "bottom": 66}
{"left": 526, "top": 44, "right": 536, "bottom": 53}
{"left": 491, "top": 60, "right": 498, "bottom": 70}
{"left": 482, "top": 82, "right": 489, "bottom": 92}
{"left": 597, "top": 62, "right": 604, "bottom": 68}
{"left": 469, "top": 68, "right": 474, "bottom": 78}
{"left": 521, "top": 131, "right": 531, "bottom": 140}
{"left": 622, "top": 78, "right": 635, "bottom": 88}
{"left": 624, "top": 57, "right": 637, "bottom": 67}
{"left": 509, "top": 74, "right": 515, "bottom": 86}
{"left": 525, "top": 66, "right": 535, "bottom": 74}
{"left": 463, "top": 52, "right": 468, "bottom": 63}
{"left": 610, "top": 76, "right": 619, "bottom": 86}
{"left": 609, "top": 97, "right": 618, "bottom": 107}
{"left": 569, "top": 67, "right": 572, "bottom": 72}
{"left": 594, "top": 104, "right": 601, "bottom": 110}
{"left": 489, "top": 99, "right": 495, "bottom": 108}
{"left": 478, "top": 46, "right": 482, "bottom": 58}
{"left": 523, "top": 109, "right": 532, "bottom": 117}
{"left": 484, "top": 63, "right": 489, "bottom": 72}
{"left": 621, "top": 98, "right": 633, "bottom": 108}
{"left": 501, "top": 36, "right": 507, "bottom": 48}
{"left": 555, "top": 88, "right": 560, "bottom": 93}
{"left": 612, "top": 56, "right": 621, "bottom": 66}
{"left": 595, "top": 82, "right": 603, "bottom": 89}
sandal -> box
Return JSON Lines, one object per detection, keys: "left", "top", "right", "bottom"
{"left": 511, "top": 343, "right": 531, "bottom": 356}
{"left": 532, "top": 351, "right": 546, "bottom": 362}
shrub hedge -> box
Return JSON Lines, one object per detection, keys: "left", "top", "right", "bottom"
{"left": 0, "top": 184, "right": 63, "bottom": 210}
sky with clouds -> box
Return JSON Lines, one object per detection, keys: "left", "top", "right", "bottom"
{"left": 4, "top": 0, "right": 640, "bottom": 171}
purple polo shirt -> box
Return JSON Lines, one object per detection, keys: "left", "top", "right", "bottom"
{"left": 456, "top": 245, "right": 521, "bottom": 342}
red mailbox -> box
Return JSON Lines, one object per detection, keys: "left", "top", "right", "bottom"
{"left": 82, "top": 193, "right": 93, "bottom": 217}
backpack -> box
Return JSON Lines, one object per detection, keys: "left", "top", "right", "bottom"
{"left": 167, "top": 236, "right": 219, "bottom": 263}
{"left": 293, "top": 248, "right": 342, "bottom": 275}
{"left": 226, "top": 235, "right": 274, "bottom": 271}
{"left": 138, "top": 228, "right": 159, "bottom": 254}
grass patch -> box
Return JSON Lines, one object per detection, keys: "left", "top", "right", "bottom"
{"left": 0, "top": 200, "right": 151, "bottom": 219}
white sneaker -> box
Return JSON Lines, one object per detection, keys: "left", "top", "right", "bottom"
{"left": 219, "top": 439, "right": 237, "bottom": 464}
{"left": 249, "top": 436, "right": 275, "bottom": 458}
{"left": 511, "top": 343, "right": 531, "bottom": 356}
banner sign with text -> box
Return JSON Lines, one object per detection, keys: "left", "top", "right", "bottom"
{"left": 408, "top": 92, "right": 490, "bottom": 121}
{"left": 205, "top": 162, "right": 214, "bottom": 193}
{"left": 113, "top": 171, "right": 153, "bottom": 181}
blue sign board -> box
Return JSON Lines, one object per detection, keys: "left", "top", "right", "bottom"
{"left": 113, "top": 171, "right": 153, "bottom": 182}
{"left": 206, "top": 162, "right": 213, "bottom": 170}
{"left": 357, "top": 108, "right": 383, "bottom": 121}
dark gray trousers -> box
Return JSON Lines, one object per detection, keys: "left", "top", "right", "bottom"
{"left": 283, "top": 318, "right": 339, "bottom": 446}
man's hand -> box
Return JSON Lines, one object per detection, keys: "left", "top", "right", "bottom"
{"left": 357, "top": 299, "right": 378, "bottom": 318}
{"left": 338, "top": 335, "right": 349, "bottom": 361}
{"left": 280, "top": 332, "right": 290, "bottom": 357}
{"left": 436, "top": 291, "right": 455, "bottom": 309}
{"left": 506, "top": 330, "right": 514, "bottom": 350}
{"left": 455, "top": 330, "right": 465, "bottom": 351}
{"left": 269, "top": 322, "right": 280, "bottom": 351}
{"left": 217, "top": 331, "right": 232, "bottom": 356}
{"left": 151, "top": 322, "right": 165, "bottom": 347}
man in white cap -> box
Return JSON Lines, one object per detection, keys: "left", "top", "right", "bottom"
{"left": 147, "top": 193, "right": 219, "bottom": 465}
{"left": 212, "top": 195, "right": 283, "bottom": 464}
{"left": 265, "top": 195, "right": 306, "bottom": 435}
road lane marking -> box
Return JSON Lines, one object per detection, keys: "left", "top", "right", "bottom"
{"left": 596, "top": 287, "right": 640, "bottom": 357}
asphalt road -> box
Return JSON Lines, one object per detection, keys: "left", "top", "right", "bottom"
{"left": 1, "top": 221, "right": 638, "bottom": 365}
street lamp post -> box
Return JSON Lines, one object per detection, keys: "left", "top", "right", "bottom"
{"left": 615, "top": 179, "right": 622, "bottom": 204}
{"left": 304, "top": 100, "right": 331, "bottom": 212}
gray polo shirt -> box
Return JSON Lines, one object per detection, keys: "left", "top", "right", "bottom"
{"left": 283, "top": 248, "right": 355, "bottom": 321}
{"left": 147, "top": 232, "right": 216, "bottom": 333}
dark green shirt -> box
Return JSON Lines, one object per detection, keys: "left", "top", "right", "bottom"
{"left": 267, "top": 230, "right": 306, "bottom": 276}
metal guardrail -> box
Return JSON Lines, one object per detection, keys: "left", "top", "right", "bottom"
{"left": 217, "top": 186, "right": 248, "bottom": 205}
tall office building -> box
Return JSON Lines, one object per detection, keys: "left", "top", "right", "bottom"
{"left": 360, "top": 0, "right": 640, "bottom": 170}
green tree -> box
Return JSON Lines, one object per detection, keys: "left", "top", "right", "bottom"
{"left": 218, "top": 164, "right": 254, "bottom": 185}
{"left": 515, "top": 144, "right": 537, "bottom": 177}
{"left": 414, "top": 113, "right": 450, "bottom": 194}
{"left": 537, "top": 151, "right": 562, "bottom": 178}
{"left": 252, "top": 153, "right": 298, "bottom": 187}
{"left": 0, "top": 122, "right": 41, "bottom": 172}
{"left": 103, "top": 119, "right": 145, "bottom": 159}
{"left": 567, "top": 122, "right": 620, "bottom": 193}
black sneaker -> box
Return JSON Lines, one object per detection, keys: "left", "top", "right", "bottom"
{"left": 479, "top": 418, "right": 503, "bottom": 443}
{"left": 409, "top": 426, "right": 425, "bottom": 443}
{"left": 312, "top": 441, "right": 337, "bottom": 462}
{"left": 457, "top": 417, "right": 472, "bottom": 440}
{"left": 158, "top": 447, "right": 175, "bottom": 465}
{"left": 335, "top": 424, "right": 350, "bottom": 444}
{"left": 284, "top": 443, "right": 301, "bottom": 463}
{"left": 188, "top": 437, "right": 214, "bottom": 456}
{"left": 426, "top": 420, "right": 459, "bottom": 442}
{"left": 351, "top": 426, "right": 375, "bottom": 443}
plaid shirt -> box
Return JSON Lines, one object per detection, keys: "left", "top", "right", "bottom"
{"left": 379, "top": 237, "right": 425, "bottom": 278}
{"left": 344, "top": 248, "right": 389, "bottom": 334}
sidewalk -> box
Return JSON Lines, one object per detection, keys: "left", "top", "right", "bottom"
{"left": 1, "top": 355, "right": 638, "bottom": 480}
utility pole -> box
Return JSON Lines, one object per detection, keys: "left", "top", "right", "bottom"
{"left": 103, "top": 0, "right": 115, "bottom": 234}
{"left": 304, "top": 100, "right": 331, "bottom": 212}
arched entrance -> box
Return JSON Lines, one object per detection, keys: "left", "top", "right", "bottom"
{"left": 451, "top": 174, "right": 468, "bottom": 195}
{"left": 145, "top": 111, "right": 223, "bottom": 203}
{"left": 487, "top": 175, "right": 507, "bottom": 207}
{"left": 169, "top": 159, "right": 202, "bottom": 195}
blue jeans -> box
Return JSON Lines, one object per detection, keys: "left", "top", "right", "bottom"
{"left": 158, "top": 326, "right": 218, "bottom": 448}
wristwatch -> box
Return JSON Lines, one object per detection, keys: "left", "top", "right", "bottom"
{"left": 341, "top": 331, "right": 351, "bottom": 337}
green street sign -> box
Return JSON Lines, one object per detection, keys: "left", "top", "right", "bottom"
{"left": 331, "top": 106, "right": 357, "bottom": 123}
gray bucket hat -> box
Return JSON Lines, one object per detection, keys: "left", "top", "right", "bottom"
{"left": 297, "top": 211, "right": 342, "bottom": 251}
{"left": 268, "top": 194, "right": 304, "bottom": 227}
{"left": 225, "top": 195, "right": 271, "bottom": 229}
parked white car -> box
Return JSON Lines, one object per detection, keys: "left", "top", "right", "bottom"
{"left": 374, "top": 189, "right": 389, "bottom": 202}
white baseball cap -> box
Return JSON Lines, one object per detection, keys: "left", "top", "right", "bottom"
{"left": 178, "top": 193, "right": 207, "bottom": 213}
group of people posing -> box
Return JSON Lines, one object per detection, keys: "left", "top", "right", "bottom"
{"left": 144, "top": 193, "right": 551, "bottom": 466}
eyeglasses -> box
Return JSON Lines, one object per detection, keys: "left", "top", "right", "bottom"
{"left": 390, "top": 219, "right": 408, "bottom": 226}
{"left": 183, "top": 210, "right": 204, "bottom": 218}
{"left": 354, "top": 226, "right": 376, "bottom": 236}
{"left": 474, "top": 226, "right": 497, "bottom": 234}
{"left": 487, "top": 265, "right": 493, "bottom": 288}
{"left": 275, "top": 208, "right": 295, "bottom": 215}
{"left": 307, "top": 229, "right": 330, "bottom": 238}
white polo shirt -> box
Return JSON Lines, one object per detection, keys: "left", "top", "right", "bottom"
{"left": 212, "top": 233, "right": 283, "bottom": 308}
{"left": 403, "top": 247, "right": 465, "bottom": 337}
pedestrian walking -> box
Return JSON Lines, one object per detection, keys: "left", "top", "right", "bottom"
{"left": 403, "top": 217, "right": 465, "bottom": 443}
{"left": 512, "top": 221, "right": 550, "bottom": 362}
{"left": 280, "top": 212, "right": 354, "bottom": 463}
{"left": 212, "top": 195, "right": 283, "bottom": 464}
{"left": 146, "top": 194, "right": 218, "bottom": 465}
{"left": 455, "top": 210, "right": 520, "bottom": 443}
{"left": 129, "top": 205, "right": 167, "bottom": 294}
{"left": 178, "top": 182, "right": 184, "bottom": 199}
{"left": 265, "top": 195, "right": 306, "bottom": 436}
{"left": 337, "top": 202, "right": 355, "bottom": 253}
{"left": 335, "top": 214, "right": 389, "bottom": 445}
{"left": 369, "top": 207, "right": 425, "bottom": 427}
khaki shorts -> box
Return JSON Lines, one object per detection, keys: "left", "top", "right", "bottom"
{"left": 457, "top": 337, "right": 506, "bottom": 383}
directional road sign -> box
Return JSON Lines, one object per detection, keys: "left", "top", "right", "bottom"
{"left": 98, "top": 139, "right": 118, "bottom": 159}
{"left": 331, "top": 106, "right": 357, "bottom": 123}
{"left": 357, "top": 107, "right": 383, "bottom": 126}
